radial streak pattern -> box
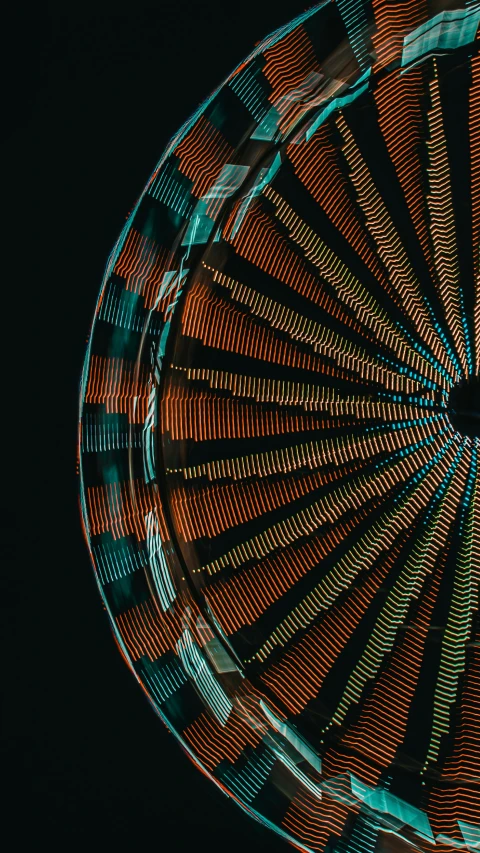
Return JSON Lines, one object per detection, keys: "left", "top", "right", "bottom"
{"left": 79, "top": 3, "right": 480, "bottom": 851}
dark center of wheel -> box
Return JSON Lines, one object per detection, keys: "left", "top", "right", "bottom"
{"left": 448, "top": 377, "right": 480, "bottom": 438}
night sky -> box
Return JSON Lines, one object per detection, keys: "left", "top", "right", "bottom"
{"left": 1, "top": 1, "right": 311, "bottom": 849}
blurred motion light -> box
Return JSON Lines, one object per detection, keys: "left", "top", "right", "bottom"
{"left": 79, "top": 2, "right": 480, "bottom": 850}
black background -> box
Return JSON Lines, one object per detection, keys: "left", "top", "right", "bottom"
{"left": 0, "top": 0, "right": 312, "bottom": 849}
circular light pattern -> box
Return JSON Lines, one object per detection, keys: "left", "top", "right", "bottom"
{"left": 79, "top": 2, "right": 480, "bottom": 851}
